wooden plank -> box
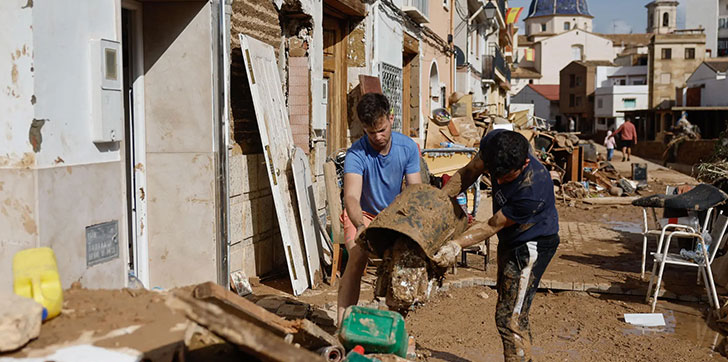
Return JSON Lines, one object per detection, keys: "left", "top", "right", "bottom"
{"left": 582, "top": 196, "right": 639, "bottom": 205}
{"left": 323, "top": 0, "right": 366, "bottom": 17}
{"left": 240, "top": 35, "right": 309, "bottom": 295}
{"left": 324, "top": 161, "right": 344, "bottom": 286}
{"left": 169, "top": 294, "right": 326, "bottom": 362}
{"left": 359, "top": 75, "right": 382, "bottom": 95}
{"left": 193, "top": 282, "right": 296, "bottom": 335}
{"left": 193, "top": 282, "right": 341, "bottom": 351}
{"left": 291, "top": 147, "right": 323, "bottom": 287}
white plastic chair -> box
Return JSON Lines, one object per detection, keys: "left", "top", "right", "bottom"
{"left": 645, "top": 212, "right": 728, "bottom": 313}
{"left": 638, "top": 186, "right": 704, "bottom": 279}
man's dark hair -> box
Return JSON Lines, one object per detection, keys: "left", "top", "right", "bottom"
{"left": 483, "top": 131, "right": 530, "bottom": 179}
{"left": 357, "top": 93, "right": 390, "bottom": 127}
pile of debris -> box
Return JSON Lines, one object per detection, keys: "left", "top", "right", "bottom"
{"left": 697, "top": 122, "right": 728, "bottom": 189}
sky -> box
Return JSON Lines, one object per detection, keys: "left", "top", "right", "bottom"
{"left": 507, "top": 0, "right": 687, "bottom": 34}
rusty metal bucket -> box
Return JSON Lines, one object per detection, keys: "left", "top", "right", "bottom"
{"left": 357, "top": 184, "right": 470, "bottom": 260}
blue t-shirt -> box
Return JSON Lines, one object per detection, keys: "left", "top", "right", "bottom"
{"left": 344, "top": 132, "right": 421, "bottom": 215}
{"left": 480, "top": 130, "right": 559, "bottom": 249}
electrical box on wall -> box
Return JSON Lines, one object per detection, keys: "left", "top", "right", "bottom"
{"left": 90, "top": 39, "right": 123, "bottom": 143}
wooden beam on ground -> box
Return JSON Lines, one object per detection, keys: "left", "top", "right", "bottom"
{"left": 324, "top": 161, "right": 344, "bottom": 286}
{"left": 193, "top": 282, "right": 341, "bottom": 350}
{"left": 582, "top": 196, "right": 639, "bottom": 205}
{"left": 193, "top": 282, "right": 295, "bottom": 336}
{"left": 168, "top": 294, "right": 326, "bottom": 362}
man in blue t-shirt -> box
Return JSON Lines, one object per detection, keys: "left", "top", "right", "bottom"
{"left": 435, "top": 129, "right": 559, "bottom": 362}
{"left": 338, "top": 93, "right": 421, "bottom": 324}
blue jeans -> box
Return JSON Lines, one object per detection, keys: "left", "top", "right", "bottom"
{"left": 607, "top": 148, "right": 614, "bottom": 161}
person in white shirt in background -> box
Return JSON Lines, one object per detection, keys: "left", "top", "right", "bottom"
{"left": 604, "top": 130, "right": 616, "bottom": 161}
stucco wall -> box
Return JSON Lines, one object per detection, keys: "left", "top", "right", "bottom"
{"left": 512, "top": 86, "right": 551, "bottom": 121}
{"left": 142, "top": 1, "right": 218, "bottom": 287}
{"left": 649, "top": 34, "right": 706, "bottom": 108}
{"left": 1, "top": 0, "right": 129, "bottom": 291}
{"left": 537, "top": 30, "right": 615, "bottom": 84}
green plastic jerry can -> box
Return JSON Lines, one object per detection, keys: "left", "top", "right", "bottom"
{"left": 338, "top": 306, "right": 408, "bottom": 357}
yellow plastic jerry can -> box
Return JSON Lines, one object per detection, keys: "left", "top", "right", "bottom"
{"left": 13, "top": 247, "right": 63, "bottom": 321}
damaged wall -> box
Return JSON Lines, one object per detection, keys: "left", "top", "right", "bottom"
{"left": 0, "top": 0, "right": 127, "bottom": 291}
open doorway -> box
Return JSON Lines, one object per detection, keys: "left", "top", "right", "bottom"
{"left": 121, "top": 1, "right": 149, "bottom": 287}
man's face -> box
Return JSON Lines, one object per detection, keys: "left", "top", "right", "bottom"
{"left": 363, "top": 114, "right": 393, "bottom": 151}
{"left": 496, "top": 158, "right": 530, "bottom": 185}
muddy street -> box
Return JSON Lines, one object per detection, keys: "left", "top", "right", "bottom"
{"left": 406, "top": 286, "right": 724, "bottom": 362}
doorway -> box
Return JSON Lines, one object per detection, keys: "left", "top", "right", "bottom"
{"left": 402, "top": 33, "right": 419, "bottom": 138}
{"left": 121, "top": 1, "right": 149, "bottom": 287}
{"left": 323, "top": 15, "right": 348, "bottom": 155}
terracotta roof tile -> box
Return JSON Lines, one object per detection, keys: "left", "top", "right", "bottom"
{"left": 528, "top": 84, "right": 560, "bottom": 101}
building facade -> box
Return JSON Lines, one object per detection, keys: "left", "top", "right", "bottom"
{"left": 511, "top": 84, "right": 562, "bottom": 125}
{"left": 681, "top": 0, "right": 728, "bottom": 57}
{"left": 1, "top": 0, "right": 229, "bottom": 290}
{"left": 559, "top": 60, "right": 614, "bottom": 134}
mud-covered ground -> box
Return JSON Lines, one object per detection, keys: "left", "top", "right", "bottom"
{"left": 407, "top": 286, "right": 725, "bottom": 362}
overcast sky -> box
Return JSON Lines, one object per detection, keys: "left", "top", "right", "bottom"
{"left": 507, "top": 0, "right": 686, "bottom": 34}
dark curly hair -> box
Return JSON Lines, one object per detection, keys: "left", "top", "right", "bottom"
{"left": 483, "top": 131, "right": 530, "bottom": 179}
{"left": 356, "top": 93, "right": 390, "bottom": 127}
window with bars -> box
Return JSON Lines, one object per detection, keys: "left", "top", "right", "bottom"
{"left": 379, "top": 62, "right": 403, "bottom": 133}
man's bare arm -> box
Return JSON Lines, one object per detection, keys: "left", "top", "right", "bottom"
{"left": 343, "top": 173, "right": 365, "bottom": 233}
{"left": 404, "top": 172, "right": 422, "bottom": 186}
{"left": 441, "top": 155, "right": 487, "bottom": 197}
{"left": 453, "top": 210, "right": 515, "bottom": 249}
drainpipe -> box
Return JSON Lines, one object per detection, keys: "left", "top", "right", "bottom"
{"left": 216, "top": 0, "right": 231, "bottom": 289}
{"left": 450, "top": 0, "right": 455, "bottom": 96}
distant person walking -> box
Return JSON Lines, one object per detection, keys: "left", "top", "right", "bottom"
{"left": 604, "top": 130, "right": 616, "bottom": 161}
{"left": 613, "top": 118, "right": 637, "bottom": 162}
{"left": 568, "top": 117, "right": 575, "bottom": 133}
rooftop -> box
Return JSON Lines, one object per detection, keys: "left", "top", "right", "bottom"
{"left": 596, "top": 33, "right": 652, "bottom": 48}
{"left": 528, "top": 84, "right": 560, "bottom": 101}
{"left": 705, "top": 60, "right": 728, "bottom": 73}
{"left": 512, "top": 66, "right": 542, "bottom": 79}
{"left": 526, "top": 0, "right": 592, "bottom": 19}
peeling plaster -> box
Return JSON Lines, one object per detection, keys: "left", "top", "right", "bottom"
{"left": 11, "top": 63, "right": 18, "bottom": 84}
{"left": 54, "top": 156, "right": 64, "bottom": 164}
{"left": 29, "top": 118, "right": 46, "bottom": 152}
{"left": 21, "top": 0, "right": 33, "bottom": 9}
{"left": 30, "top": 95, "right": 35, "bottom": 104}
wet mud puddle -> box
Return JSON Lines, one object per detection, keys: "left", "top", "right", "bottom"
{"left": 624, "top": 304, "right": 724, "bottom": 355}
{"left": 605, "top": 221, "right": 643, "bottom": 234}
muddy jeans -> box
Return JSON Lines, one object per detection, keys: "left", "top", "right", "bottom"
{"left": 496, "top": 234, "right": 560, "bottom": 362}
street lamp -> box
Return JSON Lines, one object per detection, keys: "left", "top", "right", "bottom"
{"left": 483, "top": 1, "right": 497, "bottom": 21}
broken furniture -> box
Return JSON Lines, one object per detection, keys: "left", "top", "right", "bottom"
{"left": 634, "top": 184, "right": 728, "bottom": 279}
{"left": 645, "top": 213, "right": 728, "bottom": 313}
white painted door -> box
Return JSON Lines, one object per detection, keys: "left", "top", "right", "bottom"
{"left": 291, "top": 147, "right": 322, "bottom": 287}
{"left": 239, "top": 35, "right": 309, "bottom": 295}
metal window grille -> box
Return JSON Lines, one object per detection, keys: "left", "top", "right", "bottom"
{"left": 379, "top": 62, "right": 403, "bottom": 133}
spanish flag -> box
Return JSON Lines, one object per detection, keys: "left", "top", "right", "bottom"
{"left": 506, "top": 7, "right": 524, "bottom": 25}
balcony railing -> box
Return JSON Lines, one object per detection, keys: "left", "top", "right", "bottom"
{"left": 402, "top": 0, "right": 429, "bottom": 24}
{"left": 483, "top": 47, "right": 511, "bottom": 84}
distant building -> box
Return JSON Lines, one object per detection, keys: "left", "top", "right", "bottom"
{"left": 511, "top": 84, "right": 563, "bottom": 125}
{"left": 559, "top": 60, "right": 615, "bottom": 135}
{"left": 681, "top": 0, "right": 728, "bottom": 57}
{"left": 647, "top": 31, "right": 706, "bottom": 139}
{"left": 512, "top": 0, "right": 616, "bottom": 92}
{"left": 595, "top": 65, "right": 649, "bottom": 137}
{"left": 675, "top": 59, "right": 728, "bottom": 138}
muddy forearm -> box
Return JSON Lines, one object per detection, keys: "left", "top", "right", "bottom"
{"left": 452, "top": 221, "right": 499, "bottom": 249}
{"left": 442, "top": 165, "right": 481, "bottom": 198}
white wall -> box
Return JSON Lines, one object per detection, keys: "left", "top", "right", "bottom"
{"left": 537, "top": 30, "right": 615, "bottom": 84}
{"left": 688, "top": 65, "right": 728, "bottom": 107}
{"left": 374, "top": 3, "right": 403, "bottom": 70}
{"left": 33, "top": 0, "right": 121, "bottom": 168}
{"left": 1, "top": 1, "right": 37, "bottom": 166}
{"left": 511, "top": 86, "right": 552, "bottom": 121}
{"left": 683, "top": 0, "right": 719, "bottom": 56}
{"left": 595, "top": 85, "right": 648, "bottom": 118}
